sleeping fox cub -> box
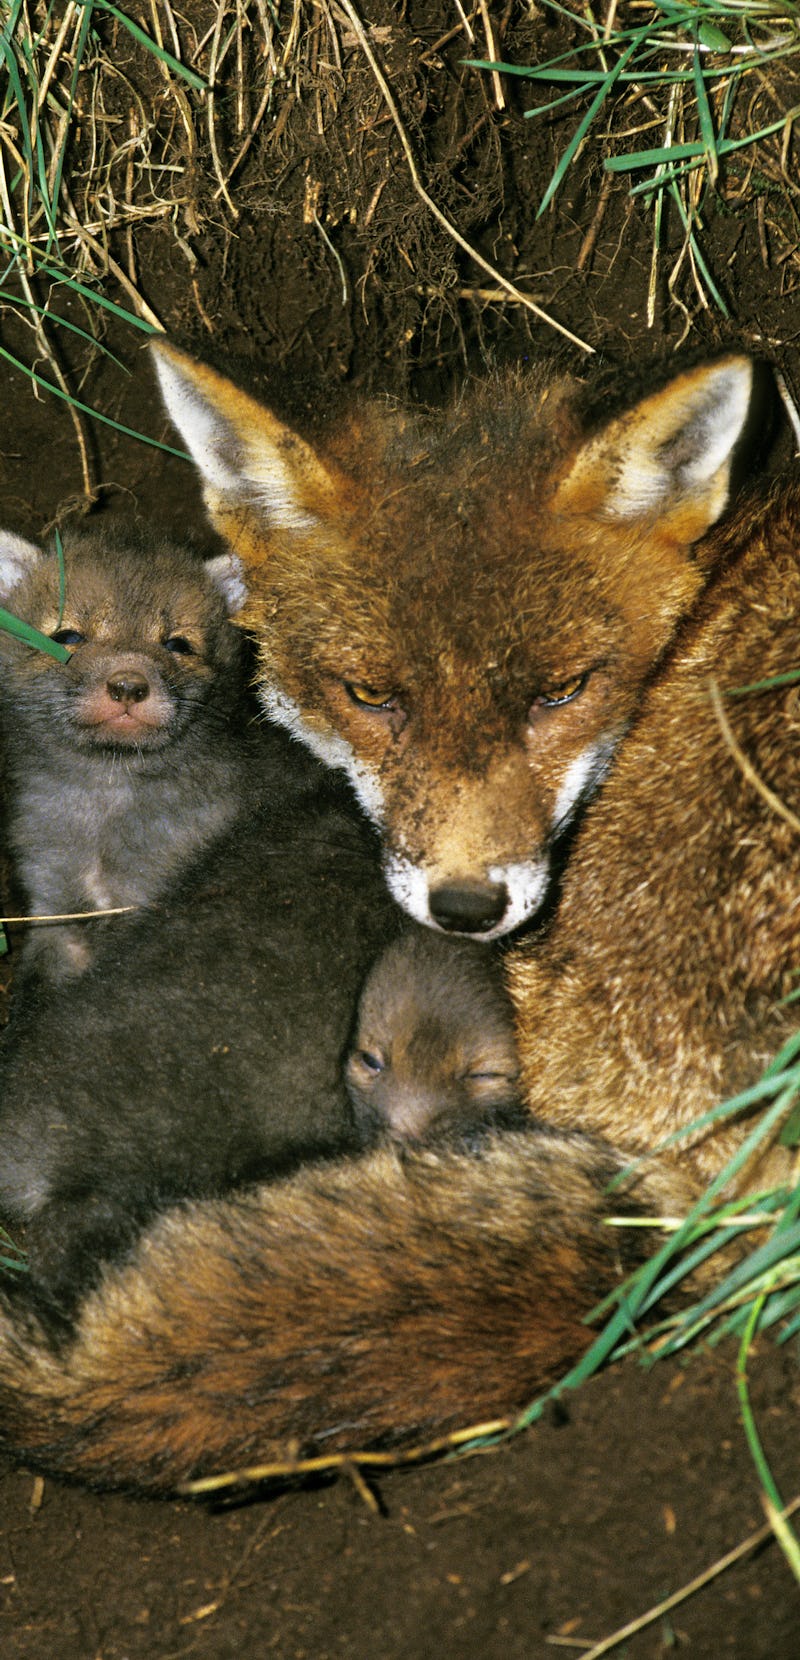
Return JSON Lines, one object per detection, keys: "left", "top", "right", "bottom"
{"left": 0, "top": 345, "right": 797, "bottom": 1495}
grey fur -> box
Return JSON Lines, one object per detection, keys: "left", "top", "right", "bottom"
{"left": 0, "top": 524, "right": 405, "bottom": 1317}
{"left": 0, "top": 524, "right": 249, "bottom": 983}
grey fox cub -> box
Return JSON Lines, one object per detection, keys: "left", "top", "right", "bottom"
{"left": 0, "top": 524, "right": 248, "bottom": 983}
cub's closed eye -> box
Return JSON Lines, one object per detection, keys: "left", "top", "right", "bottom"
{"left": 50, "top": 628, "right": 85, "bottom": 647}
{"left": 345, "top": 681, "right": 397, "bottom": 712}
{"left": 358, "top": 1050, "right": 385, "bottom": 1075}
{"left": 530, "top": 672, "right": 587, "bottom": 713}
{"left": 163, "top": 635, "right": 195, "bottom": 656}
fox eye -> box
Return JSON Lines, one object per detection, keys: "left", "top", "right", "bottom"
{"left": 163, "top": 635, "right": 195, "bottom": 656}
{"left": 345, "top": 681, "right": 397, "bottom": 712}
{"left": 50, "top": 627, "right": 85, "bottom": 647}
{"left": 530, "top": 673, "right": 587, "bottom": 714}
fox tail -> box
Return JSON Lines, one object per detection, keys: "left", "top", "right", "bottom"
{"left": 0, "top": 1130, "right": 690, "bottom": 1496}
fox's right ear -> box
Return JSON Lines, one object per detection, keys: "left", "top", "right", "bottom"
{"left": 151, "top": 340, "right": 337, "bottom": 535}
{"left": 0, "top": 531, "right": 44, "bottom": 604}
{"left": 556, "top": 356, "right": 759, "bottom": 545}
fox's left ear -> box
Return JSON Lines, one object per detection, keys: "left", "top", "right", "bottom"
{"left": 0, "top": 531, "right": 44, "bottom": 604}
{"left": 556, "top": 357, "right": 759, "bottom": 543}
{"left": 152, "top": 340, "right": 337, "bottom": 535}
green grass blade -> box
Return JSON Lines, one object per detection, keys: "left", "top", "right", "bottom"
{"left": 741, "top": 1279, "right": 800, "bottom": 1334}
{"left": 0, "top": 288, "right": 129, "bottom": 369}
{"left": 467, "top": 59, "right": 654, "bottom": 87}
{"left": 609, "top": 104, "right": 800, "bottom": 179}
{"left": 0, "top": 344, "right": 188, "bottom": 456}
{"left": 0, "top": 31, "right": 34, "bottom": 178}
{"left": 1, "top": 224, "right": 159, "bottom": 331}
{"left": 0, "top": 604, "right": 71, "bottom": 661}
{"left": 4, "top": 20, "right": 59, "bottom": 244}
{"left": 764, "top": 1497, "right": 800, "bottom": 1582}
{"left": 537, "top": 34, "right": 643, "bottom": 219}
{"left": 1, "top": 0, "right": 25, "bottom": 49}
{"left": 515, "top": 1082, "right": 800, "bottom": 1431}
{"left": 692, "top": 42, "right": 719, "bottom": 181}
{"left": 657, "top": 1220, "right": 800, "bottom": 1326}
{"left": 74, "top": 0, "right": 207, "bottom": 92}
{"left": 737, "top": 1293, "right": 800, "bottom": 1580}
{"left": 760, "top": 1027, "right": 800, "bottom": 1078}
{"left": 730, "top": 669, "right": 800, "bottom": 695}
{"left": 633, "top": 1226, "right": 763, "bottom": 1320}
{"left": 0, "top": 1224, "right": 27, "bottom": 1273}
{"left": 668, "top": 177, "right": 729, "bottom": 313}
{"left": 623, "top": 103, "right": 800, "bottom": 196}
{"left": 777, "top": 1307, "right": 800, "bottom": 1343}
{"left": 779, "top": 1099, "right": 800, "bottom": 1142}
{"left": 608, "top": 1065, "right": 800, "bottom": 1180}
{"left": 606, "top": 140, "right": 708, "bottom": 170}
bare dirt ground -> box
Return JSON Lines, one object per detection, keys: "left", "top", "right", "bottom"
{"left": 2, "top": 1348, "right": 799, "bottom": 1659}
{"left": 2, "top": 2, "right": 800, "bottom": 1653}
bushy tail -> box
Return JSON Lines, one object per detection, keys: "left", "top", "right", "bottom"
{"left": 0, "top": 1131, "right": 686, "bottom": 1496}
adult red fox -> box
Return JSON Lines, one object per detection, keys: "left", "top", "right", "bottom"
{"left": 150, "top": 343, "right": 762, "bottom": 939}
{"left": 0, "top": 347, "right": 797, "bottom": 1495}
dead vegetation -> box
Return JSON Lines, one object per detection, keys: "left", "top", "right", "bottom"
{"left": 3, "top": 0, "right": 800, "bottom": 497}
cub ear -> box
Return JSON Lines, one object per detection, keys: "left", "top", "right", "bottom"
{"left": 204, "top": 551, "right": 248, "bottom": 615}
{"left": 151, "top": 340, "right": 336, "bottom": 533}
{"left": 0, "top": 531, "right": 44, "bottom": 604}
{"left": 557, "top": 357, "right": 757, "bottom": 543}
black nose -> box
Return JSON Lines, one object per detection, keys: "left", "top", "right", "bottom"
{"left": 429, "top": 880, "right": 509, "bottom": 934}
{"left": 107, "top": 671, "right": 150, "bottom": 704}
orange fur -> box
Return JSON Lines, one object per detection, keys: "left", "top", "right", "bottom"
{"left": 150, "top": 344, "right": 759, "bottom": 937}
{"left": 0, "top": 350, "right": 795, "bottom": 1495}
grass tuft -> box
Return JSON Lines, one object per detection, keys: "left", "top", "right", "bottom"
{"left": 0, "top": 1, "right": 301, "bottom": 483}
{"left": 469, "top": 1, "right": 800, "bottom": 322}
{"left": 504, "top": 1044, "right": 800, "bottom": 1582}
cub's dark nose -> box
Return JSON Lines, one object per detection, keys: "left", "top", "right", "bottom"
{"left": 107, "top": 671, "right": 150, "bottom": 705}
{"left": 429, "top": 880, "right": 508, "bottom": 934}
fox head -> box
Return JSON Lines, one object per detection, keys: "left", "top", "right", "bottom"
{"left": 153, "top": 342, "right": 759, "bottom": 938}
